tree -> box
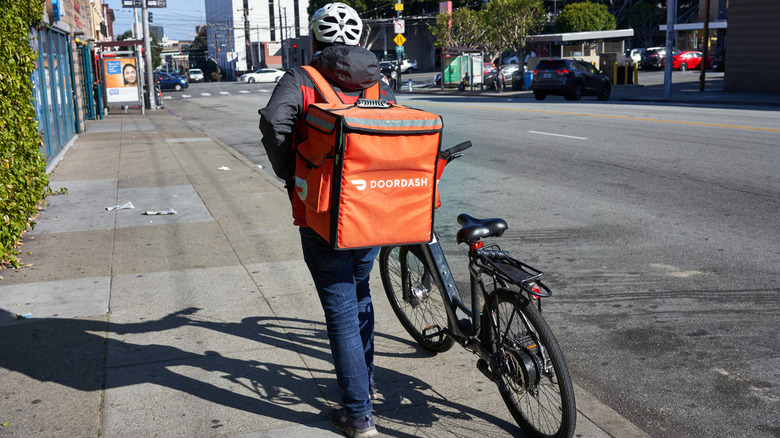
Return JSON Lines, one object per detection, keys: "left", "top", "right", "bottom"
{"left": 428, "top": 7, "right": 487, "bottom": 50}
{"left": 483, "top": 0, "right": 545, "bottom": 63}
{"left": 555, "top": 1, "right": 616, "bottom": 33}
{"left": 117, "top": 29, "right": 162, "bottom": 68}
{"left": 628, "top": 1, "right": 665, "bottom": 48}
{"left": 187, "top": 26, "right": 214, "bottom": 79}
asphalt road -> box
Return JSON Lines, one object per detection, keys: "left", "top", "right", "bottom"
{"left": 164, "top": 81, "right": 780, "bottom": 437}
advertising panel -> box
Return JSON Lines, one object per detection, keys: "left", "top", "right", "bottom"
{"left": 103, "top": 58, "right": 140, "bottom": 103}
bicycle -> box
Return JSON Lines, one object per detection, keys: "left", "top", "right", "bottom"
{"left": 378, "top": 141, "right": 576, "bottom": 438}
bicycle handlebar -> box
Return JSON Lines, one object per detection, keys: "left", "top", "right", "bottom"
{"left": 440, "top": 141, "right": 472, "bottom": 161}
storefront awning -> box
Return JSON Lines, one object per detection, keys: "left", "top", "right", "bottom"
{"left": 527, "top": 29, "right": 634, "bottom": 43}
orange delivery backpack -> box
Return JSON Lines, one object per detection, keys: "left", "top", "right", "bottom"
{"left": 295, "top": 65, "right": 443, "bottom": 249}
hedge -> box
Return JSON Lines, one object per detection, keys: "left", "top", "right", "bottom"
{"left": 1, "top": 0, "right": 49, "bottom": 268}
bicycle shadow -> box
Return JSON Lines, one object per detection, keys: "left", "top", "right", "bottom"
{"left": 0, "top": 307, "right": 522, "bottom": 436}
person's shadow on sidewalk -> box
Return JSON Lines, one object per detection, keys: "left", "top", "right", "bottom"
{"left": 0, "top": 307, "right": 521, "bottom": 436}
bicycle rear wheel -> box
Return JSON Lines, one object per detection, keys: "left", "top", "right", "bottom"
{"left": 482, "top": 288, "right": 576, "bottom": 438}
{"left": 378, "top": 246, "right": 455, "bottom": 353}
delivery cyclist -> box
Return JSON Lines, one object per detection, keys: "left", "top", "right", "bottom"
{"left": 258, "top": 3, "right": 395, "bottom": 437}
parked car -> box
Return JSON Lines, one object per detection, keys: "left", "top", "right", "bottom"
{"left": 531, "top": 58, "right": 611, "bottom": 101}
{"left": 188, "top": 68, "right": 204, "bottom": 82}
{"left": 640, "top": 47, "right": 679, "bottom": 69}
{"left": 400, "top": 58, "right": 418, "bottom": 73}
{"left": 379, "top": 61, "right": 399, "bottom": 80}
{"left": 483, "top": 62, "right": 496, "bottom": 76}
{"left": 662, "top": 50, "right": 716, "bottom": 71}
{"left": 154, "top": 72, "right": 188, "bottom": 91}
{"left": 239, "top": 68, "right": 284, "bottom": 83}
{"left": 483, "top": 64, "right": 521, "bottom": 89}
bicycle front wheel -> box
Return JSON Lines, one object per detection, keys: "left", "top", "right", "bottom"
{"left": 482, "top": 288, "right": 576, "bottom": 438}
{"left": 378, "top": 246, "right": 455, "bottom": 353}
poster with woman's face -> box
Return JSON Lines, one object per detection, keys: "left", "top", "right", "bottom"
{"left": 104, "top": 58, "right": 140, "bottom": 103}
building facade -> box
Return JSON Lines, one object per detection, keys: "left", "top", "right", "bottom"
{"left": 205, "top": 0, "right": 310, "bottom": 79}
{"left": 724, "top": 0, "right": 780, "bottom": 93}
{"left": 32, "top": 0, "right": 114, "bottom": 169}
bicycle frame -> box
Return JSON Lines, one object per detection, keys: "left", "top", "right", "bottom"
{"left": 382, "top": 141, "right": 577, "bottom": 437}
{"left": 405, "top": 231, "right": 554, "bottom": 360}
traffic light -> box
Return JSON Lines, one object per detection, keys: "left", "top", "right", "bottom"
{"left": 149, "top": 12, "right": 154, "bottom": 22}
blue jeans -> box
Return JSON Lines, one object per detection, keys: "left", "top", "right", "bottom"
{"left": 299, "top": 227, "right": 379, "bottom": 418}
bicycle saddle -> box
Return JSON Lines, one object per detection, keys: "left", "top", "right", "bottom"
{"left": 456, "top": 214, "right": 508, "bottom": 244}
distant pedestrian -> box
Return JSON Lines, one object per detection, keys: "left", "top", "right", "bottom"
{"left": 459, "top": 73, "right": 469, "bottom": 91}
{"left": 495, "top": 66, "right": 505, "bottom": 93}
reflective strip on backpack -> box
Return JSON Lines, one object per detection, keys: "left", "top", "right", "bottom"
{"left": 306, "top": 111, "right": 336, "bottom": 133}
{"left": 342, "top": 116, "right": 442, "bottom": 131}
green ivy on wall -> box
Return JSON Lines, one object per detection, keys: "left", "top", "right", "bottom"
{"left": 1, "top": 0, "right": 50, "bottom": 268}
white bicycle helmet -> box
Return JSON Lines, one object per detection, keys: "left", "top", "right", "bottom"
{"left": 311, "top": 2, "right": 362, "bottom": 45}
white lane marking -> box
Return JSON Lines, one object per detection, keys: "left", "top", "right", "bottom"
{"left": 181, "top": 94, "right": 191, "bottom": 98}
{"left": 528, "top": 130, "right": 588, "bottom": 140}
{"left": 201, "top": 92, "right": 211, "bottom": 96}
{"left": 239, "top": 90, "right": 250, "bottom": 94}
{"left": 219, "top": 91, "right": 230, "bottom": 95}
{"left": 163, "top": 96, "right": 173, "bottom": 100}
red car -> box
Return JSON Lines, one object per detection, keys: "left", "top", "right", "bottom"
{"left": 662, "top": 50, "right": 715, "bottom": 71}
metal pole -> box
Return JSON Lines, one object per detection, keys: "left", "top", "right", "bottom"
{"left": 215, "top": 29, "right": 221, "bottom": 82}
{"left": 699, "top": 0, "right": 711, "bottom": 92}
{"left": 142, "top": 1, "right": 155, "bottom": 109}
{"left": 663, "top": 0, "right": 676, "bottom": 100}
{"left": 133, "top": 7, "right": 144, "bottom": 113}
{"left": 244, "top": 4, "right": 253, "bottom": 71}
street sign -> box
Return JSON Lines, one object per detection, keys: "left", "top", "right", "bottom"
{"left": 122, "top": 0, "right": 167, "bottom": 7}
{"left": 393, "top": 34, "right": 406, "bottom": 46}
{"left": 395, "top": 46, "right": 404, "bottom": 55}
{"left": 394, "top": 3, "right": 404, "bottom": 11}
{"left": 394, "top": 19, "right": 405, "bottom": 34}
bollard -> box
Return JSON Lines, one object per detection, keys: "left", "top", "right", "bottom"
{"left": 634, "top": 62, "right": 639, "bottom": 85}
{"left": 407, "top": 79, "right": 413, "bottom": 92}
{"left": 624, "top": 60, "right": 629, "bottom": 85}
{"left": 613, "top": 61, "right": 618, "bottom": 85}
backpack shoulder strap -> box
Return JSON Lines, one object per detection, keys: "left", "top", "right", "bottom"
{"left": 301, "top": 65, "right": 341, "bottom": 104}
{"left": 302, "top": 65, "right": 381, "bottom": 103}
{"left": 363, "top": 82, "right": 380, "bottom": 100}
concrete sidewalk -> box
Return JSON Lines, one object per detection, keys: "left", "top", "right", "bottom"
{"left": 1, "top": 110, "right": 653, "bottom": 437}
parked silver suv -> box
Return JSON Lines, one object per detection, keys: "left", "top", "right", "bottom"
{"left": 400, "top": 58, "right": 417, "bottom": 73}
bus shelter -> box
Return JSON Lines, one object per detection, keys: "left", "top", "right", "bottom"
{"left": 440, "top": 47, "right": 484, "bottom": 90}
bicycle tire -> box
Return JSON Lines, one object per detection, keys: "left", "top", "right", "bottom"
{"left": 379, "top": 246, "right": 455, "bottom": 353}
{"left": 481, "top": 288, "right": 576, "bottom": 438}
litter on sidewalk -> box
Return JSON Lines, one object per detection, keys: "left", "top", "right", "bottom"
{"left": 217, "top": 166, "right": 231, "bottom": 171}
{"left": 142, "top": 209, "right": 177, "bottom": 215}
{"left": 106, "top": 202, "right": 134, "bottom": 211}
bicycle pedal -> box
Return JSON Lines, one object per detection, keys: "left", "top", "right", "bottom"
{"left": 422, "top": 324, "right": 445, "bottom": 340}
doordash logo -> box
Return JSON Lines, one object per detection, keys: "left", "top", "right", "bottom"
{"left": 349, "top": 177, "right": 429, "bottom": 191}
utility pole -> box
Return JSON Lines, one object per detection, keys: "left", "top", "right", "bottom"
{"left": 663, "top": 0, "right": 676, "bottom": 100}
{"left": 699, "top": 0, "right": 711, "bottom": 92}
{"left": 243, "top": 4, "right": 254, "bottom": 71}
{"left": 214, "top": 29, "right": 221, "bottom": 82}
{"left": 142, "top": 0, "right": 155, "bottom": 109}
{"left": 283, "top": 8, "right": 288, "bottom": 69}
